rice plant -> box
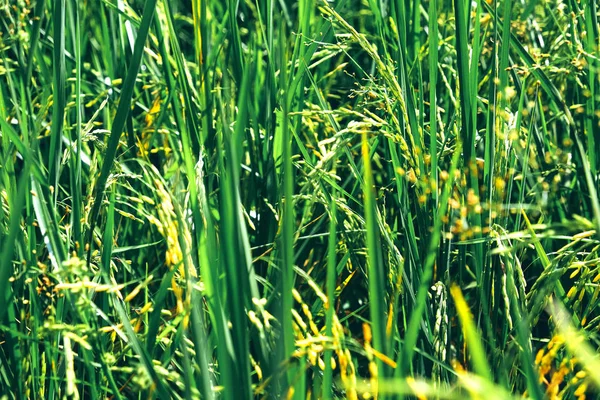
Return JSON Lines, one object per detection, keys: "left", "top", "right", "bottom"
{"left": 1, "top": 0, "right": 600, "bottom": 398}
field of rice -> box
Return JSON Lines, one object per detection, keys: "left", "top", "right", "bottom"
{"left": 1, "top": 0, "right": 600, "bottom": 398}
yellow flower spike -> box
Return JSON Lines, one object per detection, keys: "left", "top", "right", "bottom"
{"left": 574, "top": 382, "right": 587, "bottom": 397}
{"left": 145, "top": 96, "right": 161, "bottom": 127}
{"left": 570, "top": 376, "right": 579, "bottom": 385}
{"left": 535, "top": 349, "right": 545, "bottom": 365}
{"left": 363, "top": 323, "right": 372, "bottom": 345}
{"left": 309, "top": 349, "right": 318, "bottom": 366}
{"left": 317, "top": 356, "right": 326, "bottom": 371}
{"left": 250, "top": 355, "right": 262, "bottom": 381}
{"left": 330, "top": 357, "right": 337, "bottom": 370}
{"left": 292, "top": 288, "right": 303, "bottom": 304}
{"left": 172, "top": 281, "right": 184, "bottom": 314}
{"left": 307, "top": 279, "right": 328, "bottom": 304}
{"left": 337, "top": 348, "right": 358, "bottom": 400}
{"left": 309, "top": 321, "right": 320, "bottom": 337}
{"left": 133, "top": 317, "right": 143, "bottom": 333}
{"left": 291, "top": 309, "right": 307, "bottom": 331}
{"left": 125, "top": 279, "right": 149, "bottom": 303}
{"left": 370, "top": 349, "right": 397, "bottom": 369}
{"left": 138, "top": 302, "right": 153, "bottom": 314}
{"left": 252, "top": 297, "right": 268, "bottom": 308}
{"left": 386, "top": 301, "right": 394, "bottom": 337}
{"left": 301, "top": 303, "right": 311, "bottom": 319}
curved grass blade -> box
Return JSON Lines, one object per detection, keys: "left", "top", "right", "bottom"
{"left": 322, "top": 194, "right": 337, "bottom": 400}
{"left": 275, "top": 17, "right": 297, "bottom": 396}
{"left": 449, "top": 285, "right": 492, "bottom": 381}
{"left": 217, "top": 58, "right": 258, "bottom": 399}
{"left": 49, "top": 0, "right": 66, "bottom": 203}
{"left": 361, "top": 131, "right": 388, "bottom": 381}
{"left": 0, "top": 159, "right": 32, "bottom": 326}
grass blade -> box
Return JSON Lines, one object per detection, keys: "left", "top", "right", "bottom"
{"left": 87, "top": 0, "right": 158, "bottom": 258}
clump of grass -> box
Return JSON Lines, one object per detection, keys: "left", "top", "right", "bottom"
{"left": 1, "top": 0, "right": 600, "bottom": 398}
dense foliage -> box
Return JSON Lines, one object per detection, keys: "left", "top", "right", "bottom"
{"left": 1, "top": 0, "right": 600, "bottom": 398}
